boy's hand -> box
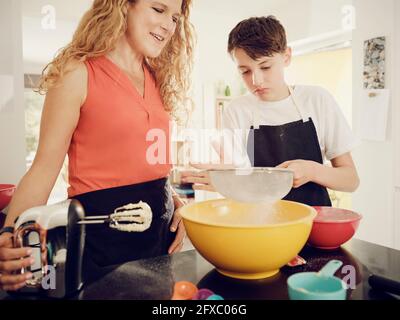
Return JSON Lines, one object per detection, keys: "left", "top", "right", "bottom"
{"left": 180, "top": 163, "right": 235, "bottom": 192}
{"left": 277, "top": 160, "right": 319, "bottom": 188}
{"left": 181, "top": 170, "right": 215, "bottom": 192}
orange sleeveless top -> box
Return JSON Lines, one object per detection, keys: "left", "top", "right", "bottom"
{"left": 67, "top": 56, "right": 171, "bottom": 197}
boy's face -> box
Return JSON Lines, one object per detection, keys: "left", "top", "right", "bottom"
{"left": 232, "top": 48, "right": 292, "bottom": 101}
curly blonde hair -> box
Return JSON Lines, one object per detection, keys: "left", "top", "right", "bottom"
{"left": 37, "top": 0, "right": 195, "bottom": 123}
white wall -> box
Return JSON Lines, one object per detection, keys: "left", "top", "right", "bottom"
{"left": 272, "top": 0, "right": 353, "bottom": 43}
{"left": 351, "top": 0, "right": 398, "bottom": 249}
{"left": 22, "top": 0, "right": 92, "bottom": 73}
{"left": 0, "top": 0, "right": 27, "bottom": 184}
{"left": 23, "top": 17, "right": 79, "bottom": 74}
{"left": 394, "top": 0, "right": 400, "bottom": 250}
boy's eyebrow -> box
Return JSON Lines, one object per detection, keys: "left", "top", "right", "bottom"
{"left": 238, "top": 57, "right": 273, "bottom": 68}
{"left": 238, "top": 59, "right": 272, "bottom": 69}
{"left": 152, "top": 1, "right": 181, "bottom": 16}
{"left": 257, "top": 58, "right": 272, "bottom": 64}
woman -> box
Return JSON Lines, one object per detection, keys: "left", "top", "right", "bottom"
{"left": 0, "top": 0, "right": 194, "bottom": 291}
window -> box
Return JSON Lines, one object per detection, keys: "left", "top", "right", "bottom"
{"left": 286, "top": 46, "right": 352, "bottom": 126}
{"left": 24, "top": 89, "right": 43, "bottom": 166}
{"left": 24, "top": 82, "right": 68, "bottom": 204}
{"left": 286, "top": 45, "right": 353, "bottom": 209}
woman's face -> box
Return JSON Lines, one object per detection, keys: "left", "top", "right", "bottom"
{"left": 126, "top": 0, "right": 183, "bottom": 58}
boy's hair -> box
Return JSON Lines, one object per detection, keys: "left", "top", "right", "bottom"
{"left": 228, "top": 16, "right": 287, "bottom": 59}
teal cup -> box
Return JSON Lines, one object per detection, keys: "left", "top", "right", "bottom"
{"left": 287, "top": 260, "right": 347, "bottom": 300}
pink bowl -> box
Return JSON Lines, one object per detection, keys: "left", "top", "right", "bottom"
{"left": 308, "top": 206, "right": 362, "bottom": 250}
{"left": 0, "top": 184, "right": 16, "bottom": 211}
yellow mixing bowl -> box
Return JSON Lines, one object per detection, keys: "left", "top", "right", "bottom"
{"left": 180, "top": 199, "right": 317, "bottom": 280}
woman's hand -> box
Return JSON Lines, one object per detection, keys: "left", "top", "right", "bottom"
{"left": 168, "top": 196, "right": 187, "bottom": 255}
{"left": 0, "top": 233, "right": 34, "bottom": 291}
{"left": 277, "top": 160, "right": 318, "bottom": 189}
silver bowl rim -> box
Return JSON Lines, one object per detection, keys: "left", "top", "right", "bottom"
{"left": 207, "top": 167, "right": 294, "bottom": 175}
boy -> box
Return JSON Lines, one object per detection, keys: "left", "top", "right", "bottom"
{"left": 183, "top": 16, "right": 359, "bottom": 206}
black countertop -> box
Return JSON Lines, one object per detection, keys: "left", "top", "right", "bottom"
{"left": 1, "top": 238, "right": 399, "bottom": 300}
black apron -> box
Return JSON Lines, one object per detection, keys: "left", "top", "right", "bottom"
{"left": 71, "top": 178, "right": 175, "bottom": 277}
{"left": 247, "top": 86, "right": 332, "bottom": 207}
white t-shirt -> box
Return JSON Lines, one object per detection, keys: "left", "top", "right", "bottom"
{"left": 222, "top": 85, "right": 359, "bottom": 166}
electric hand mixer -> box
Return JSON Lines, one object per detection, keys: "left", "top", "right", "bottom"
{"left": 11, "top": 199, "right": 152, "bottom": 298}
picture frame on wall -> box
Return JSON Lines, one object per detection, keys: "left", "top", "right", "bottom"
{"left": 363, "top": 36, "right": 386, "bottom": 89}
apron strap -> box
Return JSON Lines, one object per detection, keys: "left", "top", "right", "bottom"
{"left": 252, "top": 104, "right": 260, "bottom": 129}
{"left": 252, "top": 85, "right": 309, "bottom": 126}
{"left": 288, "top": 86, "right": 309, "bottom": 123}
